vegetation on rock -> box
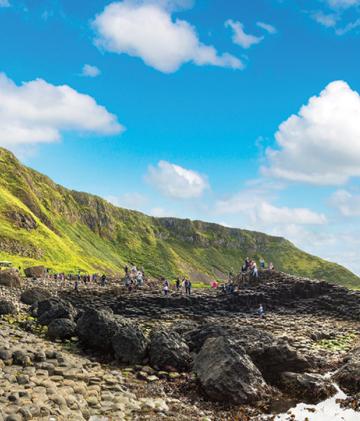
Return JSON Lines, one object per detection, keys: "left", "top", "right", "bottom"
{"left": 0, "top": 147, "right": 359, "bottom": 288}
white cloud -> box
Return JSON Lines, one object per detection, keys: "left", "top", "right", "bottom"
{"left": 0, "top": 73, "right": 123, "bottom": 147}
{"left": 93, "top": 1, "right": 243, "bottom": 73}
{"left": 81, "top": 64, "right": 101, "bottom": 78}
{"left": 106, "top": 192, "right": 148, "bottom": 209}
{"left": 146, "top": 160, "right": 209, "bottom": 199}
{"left": 330, "top": 190, "right": 360, "bottom": 216}
{"left": 336, "top": 18, "right": 360, "bottom": 35}
{"left": 149, "top": 207, "right": 170, "bottom": 217}
{"left": 225, "top": 19, "right": 263, "bottom": 49}
{"left": 215, "top": 189, "right": 326, "bottom": 225}
{"left": 326, "top": 0, "right": 360, "bottom": 9}
{"left": 0, "top": 0, "right": 10, "bottom": 7}
{"left": 256, "top": 21, "right": 277, "bottom": 34}
{"left": 311, "top": 11, "right": 338, "bottom": 27}
{"left": 264, "top": 81, "right": 360, "bottom": 185}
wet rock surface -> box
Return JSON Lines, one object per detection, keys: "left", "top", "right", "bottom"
{"left": 334, "top": 346, "right": 360, "bottom": 394}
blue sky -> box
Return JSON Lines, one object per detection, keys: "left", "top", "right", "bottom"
{"left": 1, "top": 0, "right": 360, "bottom": 274}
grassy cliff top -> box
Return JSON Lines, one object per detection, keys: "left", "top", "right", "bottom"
{"left": 0, "top": 147, "right": 358, "bottom": 288}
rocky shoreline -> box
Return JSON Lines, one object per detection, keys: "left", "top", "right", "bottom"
{"left": 0, "top": 270, "right": 360, "bottom": 420}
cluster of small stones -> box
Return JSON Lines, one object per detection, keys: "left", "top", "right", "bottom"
{"left": 0, "top": 319, "right": 214, "bottom": 421}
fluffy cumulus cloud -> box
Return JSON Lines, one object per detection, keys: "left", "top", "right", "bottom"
{"left": 330, "top": 190, "right": 360, "bottom": 216}
{"left": 0, "top": 73, "right": 123, "bottom": 147}
{"left": 225, "top": 20, "right": 263, "bottom": 49}
{"left": 81, "top": 64, "right": 101, "bottom": 77}
{"left": 263, "top": 81, "right": 360, "bottom": 185}
{"left": 93, "top": 1, "right": 242, "bottom": 73}
{"left": 215, "top": 189, "right": 326, "bottom": 225}
{"left": 146, "top": 160, "right": 208, "bottom": 199}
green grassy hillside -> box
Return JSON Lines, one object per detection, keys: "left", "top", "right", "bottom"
{"left": 0, "top": 147, "right": 358, "bottom": 288}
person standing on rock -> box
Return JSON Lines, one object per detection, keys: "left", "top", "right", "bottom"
{"left": 101, "top": 274, "right": 106, "bottom": 286}
{"left": 260, "top": 258, "right": 265, "bottom": 269}
{"left": 185, "top": 279, "right": 192, "bottom": 296}
{"left": 258, "top": 304, "right": 265, "bottom": 318}
{"left": 74, "top": 278, "right": 79, "bottom": 292}
{"left": 163, "top": 278, "right": 169, "bottom": 296}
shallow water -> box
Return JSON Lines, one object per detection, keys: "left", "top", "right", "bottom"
{"left": 269, "top": 384, "right": 359, "bottom": 421}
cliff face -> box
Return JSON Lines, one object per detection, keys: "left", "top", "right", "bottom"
{"left": 0, "top": 147, "right": 358, "bottom": 288}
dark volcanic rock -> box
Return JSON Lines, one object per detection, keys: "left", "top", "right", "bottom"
{"left": 76, "top": 308, "right": 120, "bottom": 354}
{"left": 185, "top": 324, "right": 228, "bottom": 353}
{"left": 0, "top": 269, "right": 22, "bottom": 288}
{"left": 193, "top": 336, "right": 268, "bottom": 404}
{"left": 279, "top": 372, "right": 336, "bottom": 404}
{"left": 149, "top": 329, "right": 191, "bottom": 371}
{"left": 37, "top": 298, "right": 76, "bottom": 326}
{"left": 250, "top": 341, "right": 311, "bottom": 384}
{"left": 47, "top": 318, "right": 77, "bottom": 340}
{"left": 21, "top": 288, "right": 52, "bottom": 305}
{"left": 334, "top": 347, "right": 360, "bottom": 394}
{"left": 0, "top": 300, "right": 17, "bottom": 315}
{"left": 112, "top": 320, "right": 148, "bottom": 364}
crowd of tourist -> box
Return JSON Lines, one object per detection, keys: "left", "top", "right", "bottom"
{"left": 25, "top": 256, "right": 273, "bottom": 317}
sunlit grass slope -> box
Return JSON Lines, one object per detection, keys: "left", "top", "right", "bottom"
{"left": 0, "top": 147, "right": 358, "bottom": 288}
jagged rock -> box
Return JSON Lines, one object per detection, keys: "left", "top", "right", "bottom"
{"left": 0, "top": 300, "right": 17, "bottom": 315}
{"left": 21, "top": 288, "right": 52, "bottom": 305}
{"left": 112, "top": 320, "right": 149, "bottom": 364}
{"left": 149, "top": 329, "right": 191, "bottom": 371}
{"left": 76, "top": 308, "right": 121, "bottom": 354}
{"left": 48, "top": 318, "right": 77, "bottom": 340}
{"left": 193, "top": 336, "right": 269, "bottom": 404}
{"left": 334, "top": 347, "right": 360, "bottom": 394}
{"left": 0, "top": 269, "right": 22, "bottom": 288}
{"left": 250, "top": 341, "right": 311, "bottom": 384}
{"left": 279, "top": 372, "right": 336, "bottom": 404}
{"left": 185, "top": 324, "right": 228, "bottom": 353}
{"left": 24, "top": 266, "right": 46, "bottom": 279}
{"left": 37, "top": 298, "right": 77, "bottom": 326}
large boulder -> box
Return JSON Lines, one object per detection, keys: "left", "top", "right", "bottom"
{"left": 0, "top": 269, "right": 22, "bottom": 288}
{"left": 112, "top": 320, "right": 149, "bottom": 364}
{"left": 21, "top": 288, "right": 52, "bottom": 305}
{"left": 0, "top": 300, "right": 17, "bottom": 315}
{"left": 250, "top": 341, "right": 311, "bottom": 384}
{"left": 149, "top": 329, "right": 191, "bottom": 371}
{"left": 185, "top": 324, "right": 274, "bottom": 354}
{"left": 24, "top": 266, "right": 47, "bottom": 279}
{"left": 48, "top": 318, "right": 77, "bottom": 341}
{"left": 185, "top": 324, "right": 228, "bottom": 353}
{"left": 279, "top": 372, "right": 336, "bottom": 404}
{"left": 334, "top": 347, "right": 360, "bottom": 394}
{"left": 76, "top": 308, "right": 121, "bottom": 354}
{"left": 37, "top": 298, "right": 76, "bottom": 326}
{"left": 193, "top": 336, "right": 269, "bottom": 404}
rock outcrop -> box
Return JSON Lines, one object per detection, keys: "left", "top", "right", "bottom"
{"left": 194, "top": 336, "right": 269, "bottom": 404}
{"left": 24, "top": 266, "right": 47, "bottom": 279}
{"left": 279, "top": 372, "right": 336, "bottom": 404}
{"left": 0, "top": 270, "right": 21, "bottom": 288}
{"left": 20, "top": 287, "right": 52, "bottom": 305}
{"left": 334, "top": 347, "right": 360, "bottom": 394}
{"left": 149, "top": 329, "right": 191, "bottom": 371}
